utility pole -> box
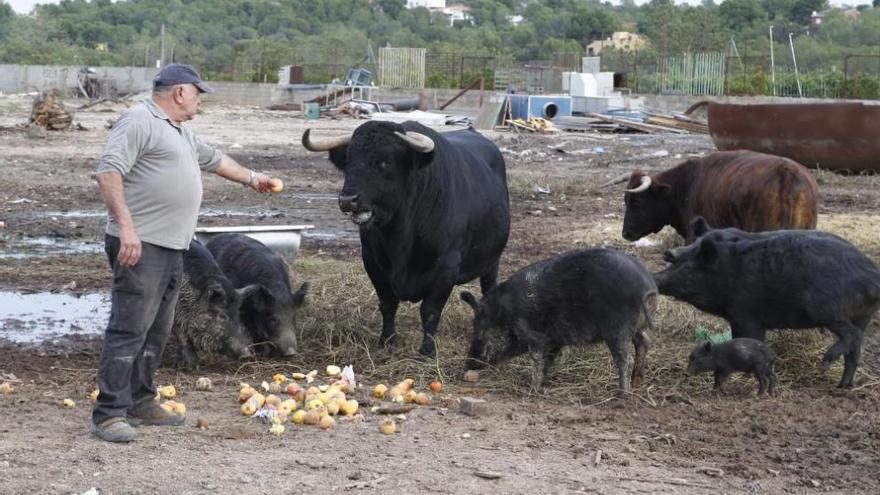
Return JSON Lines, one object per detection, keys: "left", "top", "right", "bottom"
{"left": 160, "top": 24, "right": 166, "bottom": 67}
{"left": 769, "top": 25, "right": 776, "bottom": 96}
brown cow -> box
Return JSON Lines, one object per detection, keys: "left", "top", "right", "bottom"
{"left": 622, "top": 150, "right": 818, "bottom": 242}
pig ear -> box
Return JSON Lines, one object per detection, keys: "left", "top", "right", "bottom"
{"left": 698, "top": 238, "right": 718, "bottom": 263}
{"left": 689, "top": 216, "right": 711, "bottom": 238}
{"left": 291, "top": 282, "right": 310, "bottom": 307}
{"left": 242, "top": 285, "right": 274, "bottom": 311}
{"left": 235, "top": 284, "right": 261, "bottom": 305}
{"left": 207, "top": 284, "right": 225, "bottom": 304}
{"left": 459, "top": 291, "right": 480, "bottom": 312}
{"left": 703, "top": 341, "right": 712, "bottom": 352}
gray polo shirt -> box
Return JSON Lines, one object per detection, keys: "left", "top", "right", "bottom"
{"left": 96, "top": 98, "right": 222, "bottom": 250}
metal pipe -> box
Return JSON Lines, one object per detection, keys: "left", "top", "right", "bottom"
{"left": 789, "top": 32, "right": 803, "bottom": 98}
{"left": 769, "top": 26, "right": 776, "bottom": 96}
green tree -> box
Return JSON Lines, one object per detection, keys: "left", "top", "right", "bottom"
{"left": 0, "top": 1, "right": 13, "bottom": 40}
{"left": 787, "top": 0, "right": 828, "bottom": 25}
{"left": 638, "top": 0, "right": 680, "bottom": 56}
{"left": 719, "top": 0, "right": 766, "bottom": 31}
{"left": 376, "top": 0, "right": 406, "bottom": 18}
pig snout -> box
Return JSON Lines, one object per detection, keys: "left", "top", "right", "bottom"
{"left": 277, "top": 336, "right": 297, "bottom": 357}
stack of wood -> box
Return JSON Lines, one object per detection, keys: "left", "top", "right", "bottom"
{"left": 507, "top": 117, "right": 558, "bottom": 133}
{"left": 30, "top": 92, "right": 74, "bottom": 130}
{"left": 644, "top": 111, "right": 709, "bottom": 134}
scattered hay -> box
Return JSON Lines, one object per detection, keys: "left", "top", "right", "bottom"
{"left": 237, "top": 255, "right": 876, "bottom": 402}
{"left": 818, "top": 213, "right": 880, "bottom": 252}
{"left": 506, "top": 171, "right": 593, "bottom": 199}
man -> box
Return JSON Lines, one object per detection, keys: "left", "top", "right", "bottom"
{"left": 91, "top": 64, "right": 278, "bottom": 442}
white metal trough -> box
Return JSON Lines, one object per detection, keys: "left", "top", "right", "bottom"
{"left": 194, "top": 225, "right": 314, "bottom": 262}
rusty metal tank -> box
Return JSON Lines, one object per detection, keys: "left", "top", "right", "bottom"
{"left": 705, "top": 102, "right": 880, "bottom": 172}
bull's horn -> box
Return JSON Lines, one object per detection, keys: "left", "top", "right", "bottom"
{"left": 394, "top": 131, "right": 434, "bottom": 153}
{"left": 625, "top": 175, "right": 652, "bottom": 193}
{"left": 301, "top": 128, "right": 351, "bottom": 152}
{"left": 599, "top": 173, "right": 633, "bottom": 188}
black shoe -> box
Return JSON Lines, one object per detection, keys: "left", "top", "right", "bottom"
{"left": 127, "top": 401, "right": 185, "bottom": 427}
{"left": 91, "top": 417, "right": 137, "bottom": 442}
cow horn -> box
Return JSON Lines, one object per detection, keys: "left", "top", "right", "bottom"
{"left": 625, "top": 175, "right": 652, "bottom": 193}
{"left": 301, "top": 129, "right": 351, "bottom": 152}
{"left": 394, "top": 131, "right": 435, "bottom": 153}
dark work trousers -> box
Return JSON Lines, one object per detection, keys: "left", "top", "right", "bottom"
{"left": 92, "top": 234, "right": 183, "bottom": 425}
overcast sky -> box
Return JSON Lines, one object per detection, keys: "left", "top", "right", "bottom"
{"left": 5, "top": 0, "right": 873, "bottom": 15}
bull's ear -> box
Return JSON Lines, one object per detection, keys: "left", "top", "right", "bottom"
{"left": 291, "top": 282, "right": 310, "bottom": 307}
{"left": 328, "top": 146, "right": 349, "bottom": 171}
{"left": 654, "top": 182, "right": 672, "bottom": 196}
{"left": 703, "top": 341, "right": 712, "bottom": 352}
{"left": 689, "top": 216, "right": 711, "bottom": 238}
{"left": 698, "top": 238, "right": 718, "bottom": 263}
{"left": 460, "top": 291, "right": 480, "bottom": 312}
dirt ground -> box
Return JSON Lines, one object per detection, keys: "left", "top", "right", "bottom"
{"left": 1, "top": 94, "right": 879, "bottom": 494}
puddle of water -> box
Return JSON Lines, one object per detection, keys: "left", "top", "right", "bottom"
{"left": 290, "top": 192, "right": 337, "bottom": 202}
{"left": 0, "top": 291, "right": 109, "bottom": 343}
{"left": 0, "top": 236, "right": 103, "bottom": 259}
{"left": 199, "top": 208, "right": 290, "bottom": 218}
{"left": 303, "top": 230, "right": 359, "bottom": 242}
{"left": 42, "top": 210, "right": 106, "bottom": 218}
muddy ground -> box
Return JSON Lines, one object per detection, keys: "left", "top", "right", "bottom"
{"left": 1, "top": 94, "right": 879, "bottom": 494}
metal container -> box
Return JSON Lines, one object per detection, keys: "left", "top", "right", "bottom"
{"left": 707, "top": 102, "right": 880, "bottom": 172}
{"left": 194, "top": 225, "right": 314, "bottom": 262}
{"left": 304, "top": 102, "right": 320, "bottom": 120}
{"left": 508, "top": 94, "right": 572, "bottom": 120}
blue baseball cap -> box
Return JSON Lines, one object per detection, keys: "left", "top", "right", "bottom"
{"left": 153, "top": 63, "right": 214, "bottom": 94}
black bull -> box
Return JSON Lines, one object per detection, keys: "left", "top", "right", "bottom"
{"left": 302, "top": 121, "right": 511, "bottom": 357}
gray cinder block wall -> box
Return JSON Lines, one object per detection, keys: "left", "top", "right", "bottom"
{"left": 0, "top": 65, "right": 157, "bottom": 94}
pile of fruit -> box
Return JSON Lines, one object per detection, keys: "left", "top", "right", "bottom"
{"left": 238, "top": 365, "right": 361, "bottom": 435}
{"left": 235, "top": 365, "right": 443, "bottom": 436}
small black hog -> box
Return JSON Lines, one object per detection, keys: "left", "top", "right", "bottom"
{"left": 687, "top": 338, "right": 777, "bottom": 395}
{"left": 461, "top": 249, "right": 657, "bottom": 394}
{"left": 656, "top": 217, "right": 880, "bottom": 388}
{"left": 207, "top": 234, "right": 309, "bottom": 357}
{"left": 169, "top": 240, "right": 258, "bottom": 370}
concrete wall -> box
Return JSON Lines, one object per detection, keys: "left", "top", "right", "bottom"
{"left": 201, "top": 82, "right": 493, "bottom": 115}
{"left": 200, "top": 81, "right": 279, "bottom": 107}
{"left": 4, "top": 65, "right": 874, "bottom": 115}
{"left": 202, "top": 81, "right": 880, "bottom": 117}
{"left": 0, "top": 65, "right": 157, "bottom": 94}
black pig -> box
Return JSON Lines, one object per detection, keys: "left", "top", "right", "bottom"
{"left": 207, "top": 234, "right": 309, "bottom": 357}
{"left": 461, "top": 249, "right": 657, "bottom": 394}
{"left": 687, "top": 338, "right": 777, "bottom": 395}
{"left": 169, "top": 240, "right": 258, "bottom": 370}
{"left": 656, "top": 218, "right": 880, "bottom": 388}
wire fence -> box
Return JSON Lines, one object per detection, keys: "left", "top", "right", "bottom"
{"left": 287, "top": 48, "right": 878, "bottom": 99}
{"left": 604, "top": 51, "right": 880, "bottom": 99}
